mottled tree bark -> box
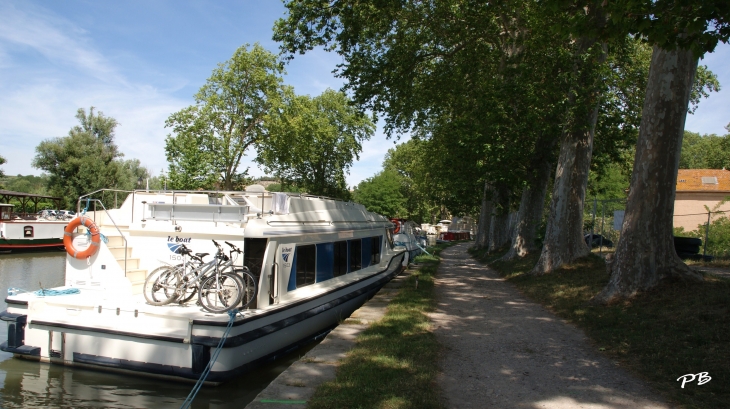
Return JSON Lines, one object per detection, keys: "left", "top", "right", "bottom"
{"left": 501, "top": 157, "right": 552, "bottom": 261}
{"left": 489, "top": 185, "right": 511, "bottom": 251}
{"left": 473, "top": 182, "right": 493, "bottom": 250}
{"left": 531, "top": 38, "right": 606, "bottom": 275}
{"left": 595, "top": 46, "right": 703, "bottom": 303}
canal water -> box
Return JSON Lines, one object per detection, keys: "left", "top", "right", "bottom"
{"left": 0, "top": 251, "right": 314, "bottom": 408}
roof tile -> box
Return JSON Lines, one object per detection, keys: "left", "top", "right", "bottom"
{"left": 676, "top": 169, "right": 730, "bottom": 192}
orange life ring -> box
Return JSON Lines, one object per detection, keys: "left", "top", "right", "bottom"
{"left": 390, "top": 218, "right": 401, "bottom": 234}
{"left": 64, "top": 216, "right": 101, "bottom": 259}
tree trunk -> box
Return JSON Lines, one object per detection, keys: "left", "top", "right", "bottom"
{"left": 501, "top": 157, "right": 552, "bottom": 261}
{"left": 473, "top": 181, "right": 493, "bottom": 250}
{"left": 530, "top": 39, "right": 606, "bottom": 275}
{"left": 489, "top": 185, "right": 511, "bottom": 251}
{"left": 595, "top": 46, "right": 703, "bottom": 303}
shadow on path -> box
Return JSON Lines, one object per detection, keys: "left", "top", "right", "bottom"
{"left": 430, "top": 243, "right": 672, "bottom": 409}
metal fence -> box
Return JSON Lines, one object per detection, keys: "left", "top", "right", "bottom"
{"left": 586, "top": 198, "right": 730, "bottom": 260}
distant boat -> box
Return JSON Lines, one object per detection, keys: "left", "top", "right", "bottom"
{"left": 390, "top": 218, "right": 425, "bottom": 264}
{"left": 437, "top": 217, "right": 473, "bottom": 242}
{"left": 0, "top": 203, "right": 65, "bottom": 251}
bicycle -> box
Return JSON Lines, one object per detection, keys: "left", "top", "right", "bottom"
{"left": 222, "top": 241, "right": 257, "bottom": 309}
{"left": 143, "top": 240, "right": 256, "bottom": 313}
{"left": 143, "top": 241, "right": 242, "bottom": 312}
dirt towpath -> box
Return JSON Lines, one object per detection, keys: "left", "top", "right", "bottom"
{"left": 430, "top": 243, "right": 673, "bottom": 409}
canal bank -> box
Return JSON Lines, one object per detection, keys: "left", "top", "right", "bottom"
{"left": 244, "top": 266, "right": 417, "bottom": 409}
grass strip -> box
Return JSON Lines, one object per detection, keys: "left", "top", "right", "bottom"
{"left": 469, "top": 248, "right": 730, "bottom": 409}
{"left": 307, "top": 244, "right": 454, "bottom": 409}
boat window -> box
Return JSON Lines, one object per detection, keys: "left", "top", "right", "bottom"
{"left": 334, "top": 240, "right": 348, "bottom": 277}
{"left": 371, "top": 236, "right": 381, "bottom": 265}
{"left": 349, "top": 239, "right": 361, "bottom": 272}
{"left": 294, "top": 244, "right": 316, "bottom": 288}
{"left": 244, "top": 238, "right": 267, "bottom": 280}
{"left": 315, "top": 243, "right": 334, "bottom": 282}
{"left": 361, "top": 236, "right": 371, "bottom": 268}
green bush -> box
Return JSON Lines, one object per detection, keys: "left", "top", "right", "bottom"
{"left": 676, "top": 216, "right": 730, "bottom": 259}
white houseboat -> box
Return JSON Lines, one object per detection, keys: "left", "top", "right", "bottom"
{"left": 390, "top": 218, "right": 425, "bottom": 264}
{"left": 0, "top": 204, "right": 67, "bottom": 251}
{"left": 1, "top": 186, "right": 405, "bottom": 384}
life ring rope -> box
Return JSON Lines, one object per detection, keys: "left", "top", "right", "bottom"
{"left": 64, "top": 216, "right": 101, "bottom": 259}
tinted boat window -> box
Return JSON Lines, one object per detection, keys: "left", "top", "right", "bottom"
{"left": 316, "top": 243, "right": 334, "bottom": 282}
{"left": 334, "top": 241, "right": 348, "bottom": 277}
{"left": 349, "top": 239, "right": 361, "bottom": 272}
{"left": 361, "top": 237, "right": 371, "bottom": 268}
{"left": 244, "top": 238, "right": 267, "bottom": 280}
{"left": 371, "top": 236, "right": 381, "bottom": 265}
{"left": 295, "top": 244, "right": 316, "bottom": 288}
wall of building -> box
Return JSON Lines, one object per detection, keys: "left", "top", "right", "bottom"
{"left": 674, "top": 192, "right": 730, "bottom": 232}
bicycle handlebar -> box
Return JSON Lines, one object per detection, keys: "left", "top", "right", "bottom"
{"left": 224, "top": 241, "right": 242, "bottom": 253}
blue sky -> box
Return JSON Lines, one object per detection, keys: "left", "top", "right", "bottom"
{"left": 0, "top": 1, "right": 728, "bottom": 187}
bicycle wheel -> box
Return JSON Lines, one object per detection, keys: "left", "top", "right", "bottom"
{"left": 143, "top": 266, "right": 181, "bottom": 306}
{"left": 198, "top": 272, "right": 243, "bottom": 313}
{"left": 160, "top": 263, "right": 200, "bottom": 305}
{"left": 176, "top": 272, "right": 199, "bottom": 304}
{"left": 233, "top": 269, "right": 257, "bottom": 308}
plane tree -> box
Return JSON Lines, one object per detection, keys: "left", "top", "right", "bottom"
{"left": 591, "top": 0, "right": 730, "bottom": 302}
{"left": 352, "top": 169, "right": 407, "bottom": 218}
{"left": 164, "top": 44, "right": 284, "bottom": 190}
{"left": 381, "top": 139, "right": 441, "bottom": 223}
{"left": 275, "top": 0, "right": 648, "bottom": 259}
{"left": 256, "top": 88, "right": 374, "bottom": 200}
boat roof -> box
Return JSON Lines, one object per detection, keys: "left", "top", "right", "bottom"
{"left": 0, "top": 190, "right": 62, "bottom": 201}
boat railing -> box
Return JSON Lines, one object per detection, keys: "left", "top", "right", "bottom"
{"left": 146, "top": 203, "right": 250, "bottom": 224}
{"left": 77, "top": 188, "right": 363, "bottom": 226}
{"left": 77, "top": 188, "right": 136, "bottom": 223}
{"left": 75, "top": 198, "right": 129, "bottom": 276}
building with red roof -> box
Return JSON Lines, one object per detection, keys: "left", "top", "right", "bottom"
{"left": 674, "top": 169, "right": 730, "bottom": 231}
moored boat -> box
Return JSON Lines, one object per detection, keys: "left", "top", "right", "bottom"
{"left": 1, "top": 186, "right": 405, "bottom": 384}
{"left": 390, "top": 218, "right": 425, "bottom": 264}
{"left": 0, "top": 203, "right": 66, "bottom": 251}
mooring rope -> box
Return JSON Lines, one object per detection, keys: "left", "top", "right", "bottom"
{"left": 7, "top": 287, "right": 80, "bottom": 297}
{"left": 415, "top": 242, "right": 431, "bottom": 256}
{"left": 179, "top": 309, "right": 239, "bottom": 409}
{"left": 79, "top": 199, "right": 108, "bottom": 244}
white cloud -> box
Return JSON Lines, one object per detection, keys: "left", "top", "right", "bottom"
{"left": 0, "top": 2, "right": 125, "bottom": 85}
{"left": 0, "top": 3, "right": 189, "bottom": 177}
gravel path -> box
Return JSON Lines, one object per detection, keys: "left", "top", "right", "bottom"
{"left": 430, "top": 243, "right": 673, "bottom": 409}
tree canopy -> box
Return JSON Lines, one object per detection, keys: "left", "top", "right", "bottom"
{"left": 257, "top": 88, "right": 374, "bottom": 199}
{"left": 352, "top": 169, "right": 407, "bottom": 217}
{"left": 32, "top": 107, "right": 137, "bottom": 208}
{"left": 165, "top": 43, "right": 285, "bottom": 190}
{"left": 679, "top": 126, "right": 730, "bottom": 170}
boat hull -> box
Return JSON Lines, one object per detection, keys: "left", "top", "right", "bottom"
{"left": 0, "top": 220, "right": 66, "bottom": 251}
{"left": 1, "top": 252, "right": 405, "bottom": 384}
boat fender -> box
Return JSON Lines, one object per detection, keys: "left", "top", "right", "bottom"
{"left": 63, "top": 216, "right": 101, "bottom": 259}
